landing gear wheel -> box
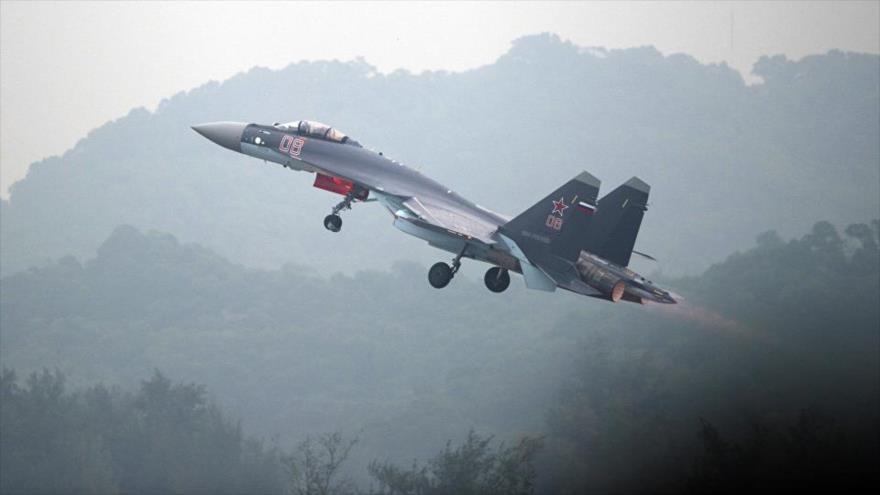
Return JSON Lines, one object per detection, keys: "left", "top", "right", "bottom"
{"left": 484, "top": 267, "right": 510, "bottom": 293}
{"left": 323, "top": 214, "right": 342, "bottom": 232}
{"left": 428, "top": 262, "right": 454, "bottom": 289}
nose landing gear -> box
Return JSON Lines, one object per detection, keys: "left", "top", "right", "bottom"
{"left": 323, "top": 193, "right": 356, "bottom": 233}
{"left": 323, "top": 214, "right": 342, "bottom": 232}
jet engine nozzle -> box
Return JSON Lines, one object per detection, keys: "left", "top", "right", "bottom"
{"left": 575, "top": 252, "right": 626, "bottom": 302}
{"left": 610, "top": 280, "right": 626, "bottom": 302}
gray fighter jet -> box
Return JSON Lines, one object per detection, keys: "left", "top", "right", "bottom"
{"left": 192, "top": 120, "right": 676, "bottom": 304}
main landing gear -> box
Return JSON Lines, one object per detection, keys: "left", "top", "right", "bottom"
{"left": 428, "top": 245, "right": 468, "bottom": 289}
{"left": 427, "top": 246, "right": 510, "bottom": 293}
{"left": 323, "top": 193, "right": 355, "bottom": 233}
{"left": 483, "top": 266, "right": 510, "bottom": 293}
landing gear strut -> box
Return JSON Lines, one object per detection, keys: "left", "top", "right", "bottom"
{"left": 428, "top": 245, "right": 467, "bottom": 289}
{"left": 484, "top": 267, "right": 510, "bottom": 293}
{"left": 323, "top": 193, "right": 356, "bottom": 233}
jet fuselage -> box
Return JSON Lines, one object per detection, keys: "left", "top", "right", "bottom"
{"left": 192, "top": 120, "right": 677, "bottom": 304}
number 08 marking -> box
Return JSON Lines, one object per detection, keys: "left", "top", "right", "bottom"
{"left": 279, "top": 135, "right": 305, "bottom": 157}
{"left": 545, "top": 215, "right": 563, "bottom": 231}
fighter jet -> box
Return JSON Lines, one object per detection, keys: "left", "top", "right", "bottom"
{"left": 192, "top": 120, "right": 676, "bottom": 304}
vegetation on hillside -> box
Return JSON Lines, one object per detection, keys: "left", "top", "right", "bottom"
{"left": 2, "top": 219, "right": 877, "bottom": 493}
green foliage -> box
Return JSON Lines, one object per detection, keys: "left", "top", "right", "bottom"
{"left": 1, "top": 219, "right": 877, "bottom": 493}
{"left": 540, "top": 220, "right": 880, "bottom": 493}
{"left": 681, "top": 220, "right": 880, "bottom": 349}
{"left": 368, "top": 431, "right": 543, "bottom": 495}
{"left": 2, "top": 32, "right": 878, "bottom": 493}
{"left": 0, "top": 368, "right": 284, "bottom": 495}
{"left": 282, "top": 432, "right": 359, "bottom": 495}
{"left": 688, "top": 409, "right": 878, "bottom": 493}
{"left": 1, "top": 224, "right": 577, "bottom": 474}
{"left": 0, "top": 368, "right": 117, "bottom": 494}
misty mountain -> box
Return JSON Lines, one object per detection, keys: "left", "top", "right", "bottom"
{"left": 2, "top": 219, "right": 877, "bottom": 492}
{"left": 1, "top": 224, "right": 583, "bottom": 470}
{"left": 2, "top": 34, "right": 878, "bottom": 277}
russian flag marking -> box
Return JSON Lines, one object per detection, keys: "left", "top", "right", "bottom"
{"left": 577, "top": 201, "right": 596, "bottom": 215}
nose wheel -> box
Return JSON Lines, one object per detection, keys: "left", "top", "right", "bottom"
{"left": 484, "top": 267, "right": 510, "bottom": 293}
{"left": 323, "top": 193, "right": 355, "bottom": 233}
{"left": 428, "top": 245, "right": 467, "bottom": 289}
{"left": 323, "top": 214, "right": 342, "bottom": 232}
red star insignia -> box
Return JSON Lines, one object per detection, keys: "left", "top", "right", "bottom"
{"left": 551, "top": 197, "right": 568, "bottom": 216}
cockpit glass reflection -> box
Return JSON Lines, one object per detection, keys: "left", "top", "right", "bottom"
{"left": 274, "top": 120, "right": 360, "bottom": 146}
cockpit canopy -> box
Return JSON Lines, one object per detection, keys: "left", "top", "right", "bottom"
{"left": 273, "top": 120, "right": 359, "bottom": 146}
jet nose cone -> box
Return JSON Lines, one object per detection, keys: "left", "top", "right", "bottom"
{"left": 191, "top": 121, "right": 246, "bottom": 152}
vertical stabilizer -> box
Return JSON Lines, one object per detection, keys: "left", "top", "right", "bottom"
{"left": 582, "top": 177, "right": 650, "bottom": 266}
{"left": 501, "top": 171, "right": 601, "bottom": 263}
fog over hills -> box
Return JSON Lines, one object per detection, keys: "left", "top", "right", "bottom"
{"left": 2, "top": 29, "right": 879, "bottom": 495}
{"left": 2, "top": 218, "right": 877, "bottom": 493}
{"left": 2, "top": 34, "right": 878, "bottom": 277}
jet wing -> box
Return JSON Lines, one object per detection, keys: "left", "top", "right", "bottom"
{"left": 399, "top": 197, "right": 445, "bottom": 226}
{"left": 397, "top": 197, "right": 499, "bottom": 244}
{"left": 302, "top": 153, "right": 500, "bottom": 245}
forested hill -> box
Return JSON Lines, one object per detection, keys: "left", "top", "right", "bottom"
{"left": 2, "top": 34, "right": 878, "bottom": 276}
{"left": 2, "top": 219, "right": 878, "bottom": 492}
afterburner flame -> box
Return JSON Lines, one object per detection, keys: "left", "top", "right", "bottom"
{"left": 611, "top": 281, "right": 625, "bottom": 302}
{"left": 650, "top": 300, "right": 771, "bottom": 343}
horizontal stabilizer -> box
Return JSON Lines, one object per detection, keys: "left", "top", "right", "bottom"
{"left": 632, "top": 250, "right": 656, "bottom": 261}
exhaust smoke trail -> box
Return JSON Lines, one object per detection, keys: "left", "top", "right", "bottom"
{"left": 648, "top": 297, "right": 773, "bottom": 344}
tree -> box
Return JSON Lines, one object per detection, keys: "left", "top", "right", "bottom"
{"left": 687, "top": 409, "right": 877, "bottom": 494}
{"left": 282, "top": 432, "right": 358, "bottom": 495}
{"left": 368, "top": 430, "right": 543, "bottom": 495}
{"left": 0, "top": 368, "right": 286, "bottom": 494}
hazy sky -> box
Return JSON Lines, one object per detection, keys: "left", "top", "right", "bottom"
{"left": 1, "top": 1, "right": 878, "bottom": 198}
